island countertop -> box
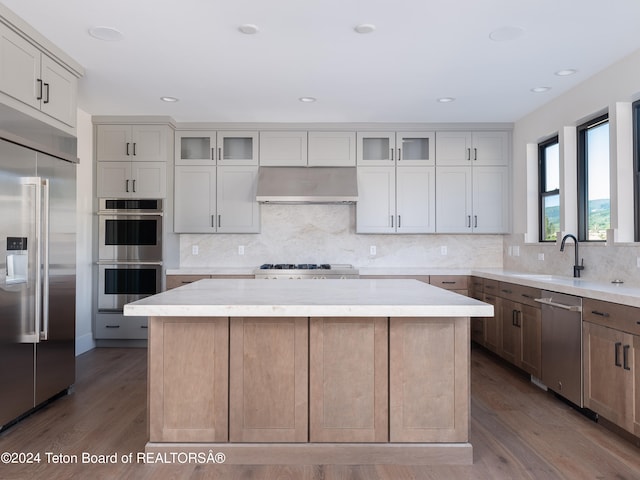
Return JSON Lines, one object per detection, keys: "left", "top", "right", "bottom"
{"left": 124, "top": 278, "right": 493, "bottom": 318}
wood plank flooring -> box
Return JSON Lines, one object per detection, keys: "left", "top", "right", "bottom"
{"left": 0, "top": 345, "right": 638, "bottom": 479}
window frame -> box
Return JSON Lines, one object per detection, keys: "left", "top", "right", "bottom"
{"left": 538, "top": 136, "right": 560, "bottom": 242}
{"left": 577, "top": 113, "right": 610, "bottom": 242}
{"left": 634, "top": 100, "right": 640, "bottom": 241}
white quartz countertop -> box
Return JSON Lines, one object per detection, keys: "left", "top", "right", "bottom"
{"left": 124, "top": 278, "right": 493, "bottom": 318}
{"left": 471, "top": 269, "right": 640, "bottom": 308}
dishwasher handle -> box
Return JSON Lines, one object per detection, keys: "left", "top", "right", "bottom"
{"left": 534, "top": 297, "right": 582, "bottom": 312}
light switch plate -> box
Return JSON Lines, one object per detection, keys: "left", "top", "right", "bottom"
{"left": 192, "top": 245, "right": 199, "bottom": 255}
{"left": 440, "top": 246, "right": 447, "bottom": 255}
{"left": 370, "top": 245, "right": 376, "bottom": 256}
{"left": 238, "top": 245, "right": 245, "bottom": 255}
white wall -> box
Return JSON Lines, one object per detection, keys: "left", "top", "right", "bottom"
{"left": 507, "top": 48, "right": 640, "bottom": 285}
{"left": 75, "top": 108, "right": 95, "bottom": 355}
{"left": 179, "top": 205, "right": 504, "bottom": 269}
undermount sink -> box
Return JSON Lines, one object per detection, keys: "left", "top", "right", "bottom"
{"left": 509, "top": 273, "right": 555, "bottom": 280}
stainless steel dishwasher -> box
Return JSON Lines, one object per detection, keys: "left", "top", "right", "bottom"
{"left": 535, "top": 291, "right": 583, "bottom": 407}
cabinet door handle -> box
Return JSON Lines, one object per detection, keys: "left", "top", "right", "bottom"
{"left": 211, "top": 215, "right": 215, "bottom": 228}
{"left": 141, "top": 325, "right": 148, "bottom": 329}
{"left": 125, "top": 179, "right": 129, "bottom": 192}
{"left": 591, "top": 310, "right": 610, "bottom": 318}
{"left": 615, "top": 342, "right": 622, "bottom": 367}
{"left": 218, "top": 214, "right": 221, "bottom": 228}
{"left": 398, "top": 215, "right": 401, "bottom": 228}
{"left": 442, "top": 281, "right": 457, "bottom": 285}
{"left": 211, "top": 147, "right": 215, "bottom": 161}
{"left": 390, "top": 148, "right": 394, "bottom": 162}
{"left": 390, "top": 215, "right": 394, "bottom": 228}
{"left": 132, "top": 179, "right": 136, "bottom": 192}
{"left": 132, "top": 143, "right": 137, "bottom": 156}
{"left": 623, "top": 345, "right": 631, "bottom": 370}
{"left": 517, "top": 311, "right": 522, "bottom": 327}
{"left": 398, "top": 148, "right": 402, "bottom": 161}
{"left": 126, "top": 142, "right": 130, "bottom": 156}
{"left": 466, "top": 148, "right": 471, "bottom": 161}
{"left": 521, "top": 293, "right": 534, "bottom": 299}
{"left": 512, "top": 310, "right": 517, "bottom": 326}
{"left": 218, "top": 147, "right": 222, "bottom": 162}
{"left": 43, "top": 83, "right": 50, "bottom": 103}
{"left": 473, "top": 147, "right": 478, "bottom": 161}
{"left": 501, "top": 289, "right": 513, "bottom": 294}
{"left": 105, "top": 325, "right": 120, "bottom": 329}
{"left": 474, "top": 215, "right": 478, "bottom": 228}
{"left": 36, "top": 78, "right": 43, "bottom": 100}
{"left": 467, "top": 215, "right": 471, "bottom": 228}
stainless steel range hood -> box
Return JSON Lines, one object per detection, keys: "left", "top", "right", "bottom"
{"left": 256, "top": 166, "right": 358, "bottom": 204}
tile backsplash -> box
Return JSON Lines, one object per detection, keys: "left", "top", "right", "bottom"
{"left": 179, "top": 204, "right": 504, "bottom": 269}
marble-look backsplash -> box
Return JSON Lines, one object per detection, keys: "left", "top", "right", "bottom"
{"left": 503, "top": 234, "right": 640, "bottom": 287}
{"left": 179, "top": 205, "right": 504, "bottom": 269}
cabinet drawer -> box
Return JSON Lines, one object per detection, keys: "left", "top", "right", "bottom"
{"left": 483, "top": 279, "right": 500, "bottom": 295}
{"left": 95, "top": 316, "right": 148, "bottom": 339}
{"left": 430, "top": 275, "right": 468, "bottom": 290}
{"left": 583, "top": 298, "right": 640, "bottom": 335}
{"left": 166, "top": 275, "right": 211, "bottom": 290}
{"left": 498, "top": 282, "right": 541, "bottom": 308}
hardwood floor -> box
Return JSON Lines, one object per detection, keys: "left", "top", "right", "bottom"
{"left": 1, "top": 345, "right": 639, "bottom": 479}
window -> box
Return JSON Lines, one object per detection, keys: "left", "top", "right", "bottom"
{"left": 634, "top": 100, "right": 640, "bottom": 241}
{"left": 539, "top": 136, "right": 560, "bottom": 242}
{"left": 577, "top": 114, "right": 610, "bottom": 241}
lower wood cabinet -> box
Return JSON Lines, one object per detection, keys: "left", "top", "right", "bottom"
{"left": 309, "top": 317, "right": 388, "bottom": 442}
{"left": 390, "top": 316, "right": 469, "bottom": 442}
{"left": 583, "top": 321, "right": 636, "bottom": 433}
{"left": 148, "top": 317, "right": 229, "bottom": 442}
{"left": 229, "top": 317, "right": 308, "bottom": 442}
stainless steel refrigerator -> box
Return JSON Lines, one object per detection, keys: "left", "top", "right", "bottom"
{"left": 0, "top": 135, "right": 76, "bottom": 429}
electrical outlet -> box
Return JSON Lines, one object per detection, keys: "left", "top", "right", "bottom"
{"left": 637, "top": 256, "right": 640, "bottom": 268}
{"left": 192, "top": 245, "right": 199, "bottom": 255}
{"left": 513, "top": 246, "right": 520, "bottom": 257}
{"left": 538, "top": 253, "right": 545, "bottom": 261}
{"left": 238, "top": 245, "right": 245, "bottom": 255}
{"left": 508, "top": 246, "right": 513, "bottom": 256}
{"left": 440, "top": 246, "right": 447, "bottom": 255}
{"left": 370, "top": 245, "right": 376, "bottom": 256}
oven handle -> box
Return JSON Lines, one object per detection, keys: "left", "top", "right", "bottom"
{"left": 97, "top": 212, "right": 163, "bottom": 216}
{"left": 96, "top": 261, "right": 163, "bottom": 266}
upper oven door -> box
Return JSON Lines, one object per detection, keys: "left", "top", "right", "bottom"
{"left": 98, "top": 214, "right": 163, "bottom": 262}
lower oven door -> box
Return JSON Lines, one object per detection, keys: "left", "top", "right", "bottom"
{"left": 98, "top": 263, "right": 162, "bottom": 312}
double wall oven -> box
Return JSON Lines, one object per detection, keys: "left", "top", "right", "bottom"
{"left": 97, "top": 199, "right": 162, "bottom": 313}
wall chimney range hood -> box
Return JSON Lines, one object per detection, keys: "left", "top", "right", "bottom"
{"left": 255, "top": 166, "right": 358, "bottom": 204}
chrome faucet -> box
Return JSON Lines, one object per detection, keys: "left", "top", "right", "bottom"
{"left": 560, "top": 234, "right": 584, "bottom": 278}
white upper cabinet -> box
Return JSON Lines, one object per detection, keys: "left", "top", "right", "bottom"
{"left": 357, "top": 131, "right": 435, "bottom": 166}
{"left": 97, "top": 124, "right": 170, "bottom": 162}
{"left": 435, "top": 131, "right": 509, "bottom": 166}
{"left": 259, "top": 131, "right": 308, "bottom": 166}
{"left": 435, "top": 165, "right": 509, "bottom": 233}
{"left": 308, "top": 131, "right": 356, "bottom": 166}
{"left": 0, "top": 24, "right": 78, "bottom": 128}
{"left": 97, "top": 161, "right": 166, "bottom": 198}
{"left": 175, "top": 130, "right": 258, "bottom": 165}
{"left": 356, "top": 165, "right": 435, "bottom": 234}
{"left": 173, "top": 165, "right": 260, "bottom": 234}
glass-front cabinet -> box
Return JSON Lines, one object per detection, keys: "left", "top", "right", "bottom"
{"left": 175, "top": 130, "right": 258, "bottom": 165}
{"left": 357, "top": 131, "right": 435, "bottom": 166}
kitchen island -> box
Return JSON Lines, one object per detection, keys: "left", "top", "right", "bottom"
{"left": 124, "top": 278, "right": 493, "bottom": 465}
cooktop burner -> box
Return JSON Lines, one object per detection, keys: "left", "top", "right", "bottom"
{"left": 259, "top": 263, "right": 331, "bottom": 270}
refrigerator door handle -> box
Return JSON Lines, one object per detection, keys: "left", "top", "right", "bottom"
{"left": 40, "top": 178, "right": 50, "bottom": 341}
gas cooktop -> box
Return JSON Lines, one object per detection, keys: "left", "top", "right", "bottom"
{"left": 255, "top": 263, "right": 359, "bottom": 279}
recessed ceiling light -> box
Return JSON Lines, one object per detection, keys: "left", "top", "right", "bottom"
{"left": 354, "top": 24, "right": 376, "bottom": 34}
{"left": 489, "top": 26, "right": 524, "bottom": 42}
{"left": 238, "top": 24, "right": 259, "bottom": 34}
{"left": 299, "top": 97, "right": 317, "bottom": 103}
{"left": 88, "top": 26, "right": 124, "bottom": 42}
{"left": 160, "top": 96, "right": 179, "bottom": 102}
{"left": 437, "top": 97, "right": 455, "bottom": 103}
{"left": 530, "top": 87, "right": 551, "bottom": 93}
{"left": 555, "top": 69, "right": 577, "bottom": 76}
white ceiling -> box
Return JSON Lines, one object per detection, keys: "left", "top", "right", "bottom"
{"left": 4, "top": 0, "right": 640, "bottom": 124}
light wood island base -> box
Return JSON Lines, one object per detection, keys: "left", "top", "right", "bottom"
{"left": 144, "top": 442, "right": 473, "bottom": 465}
{"left": 127, "top": 279, "right": 493, "bottom": 466}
